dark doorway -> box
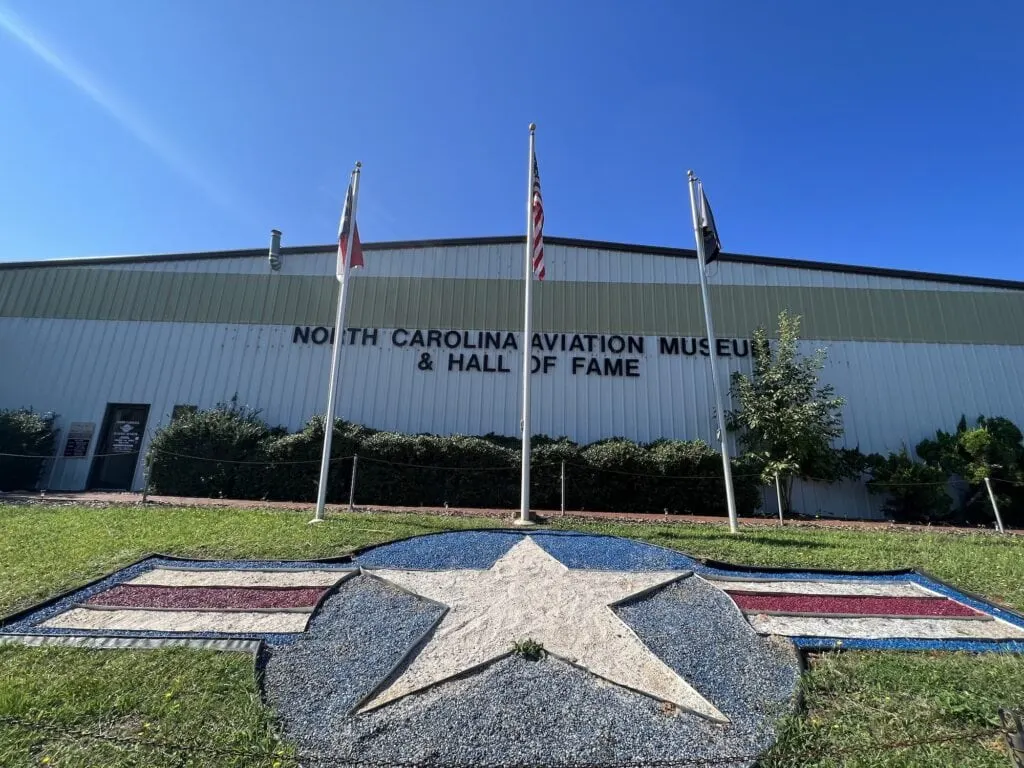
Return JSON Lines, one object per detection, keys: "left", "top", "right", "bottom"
{"left": 88, "top": 403, "right": 150, "bottom": 490}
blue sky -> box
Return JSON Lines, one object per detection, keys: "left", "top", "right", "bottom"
{"left": 1, "top": 0, "right": 1021, "bottom": 279}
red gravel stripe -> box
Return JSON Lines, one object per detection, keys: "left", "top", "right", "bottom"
{"left": 85, "top": 585, "right": 328, "bottom": 610}
{"left": 727, "top": 592, "right": 984, "bottom": 618}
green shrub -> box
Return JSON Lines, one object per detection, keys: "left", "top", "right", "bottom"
{"left": 916, "top": 415, "right": 1024, "bottom": 526}
{"left": 146, "top": 408, "right": 761, "bottom": 515}
{"left": 530, "top": 439, "right": 580, "bottom": 509}
{"left": 146, "top": 400, "right": 273, "bottom": 499}
{"left": 569, "top": 438, "right": 761, "bottom": 515}
{"left": 262, "top": 416, "right": 368, "bottom": 502}
{"left": 866, "top": 449, "right": 952, "bottom": 523}
{"left": 358, "top": 432, "right": 518, "bottom": 508}
{"left": 0, "top": 409, "right": 58, "bottom": 491}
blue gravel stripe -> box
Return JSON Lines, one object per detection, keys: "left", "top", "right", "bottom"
{"left": 793, "top": 636, "right": 1024, "bottom": 653}
{"left": 531, "top": 531, "right": 701, "bottom": 571}
{"left": 355, "top": 530, "right": 523, "bottom": 569}
{"left": 146, "top": 557, "right": 355, "bottom": 571}
{"left": 696, "top": 564, "right": 921, "bottom": 582}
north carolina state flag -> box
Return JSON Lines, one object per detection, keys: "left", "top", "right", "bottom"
{"left": 337, "top": 178, "right": 364, "bottom": 277}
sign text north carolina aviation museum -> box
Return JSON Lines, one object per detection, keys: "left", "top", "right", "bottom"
{"left": 293, "top": 327, "right": 750, "bottom": 378}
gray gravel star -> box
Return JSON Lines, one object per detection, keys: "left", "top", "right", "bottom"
{"left": 361, "top": 536, "right": 727, "bottom": 721}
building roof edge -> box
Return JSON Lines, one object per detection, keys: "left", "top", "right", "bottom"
{"left": 1, "top": 235, "right": 1021, "bottom": 291}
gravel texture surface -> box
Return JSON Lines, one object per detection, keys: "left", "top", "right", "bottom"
{"left": 705, "top": 578, "right": 933, "bottom": 596}
{"left": 360, "top": 538, "right": 723, "bottom": 721}
{"left": 727, "top": 592, "right": 984, "bottom": 618}
{"left": 264, "top": 534, "right": 801, "bottom": 767}
{"left": 0, "top": 556, "right": 351, "bottom": 644}
{"left": 749, "top": 613, "right": 1024, "bottom": 640}
{"left": 85, "top": 584, "right": 328, "bottom": 609}
{"left": 41, "top": 607, "right": 312, "bottom": 633}
{"left": 128, "top": 568, "right": 351, "bottom": 587}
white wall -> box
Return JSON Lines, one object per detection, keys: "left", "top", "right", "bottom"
{"left": 4, "top": 312, "right": 1024, "bottom": 519}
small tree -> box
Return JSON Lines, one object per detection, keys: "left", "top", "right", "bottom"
{"left": 727, "top": 310, "right": 847, "bottom": 515}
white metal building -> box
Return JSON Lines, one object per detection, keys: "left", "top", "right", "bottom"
{"left": 2, "top": 235, "right": 1023, "bottom": 517}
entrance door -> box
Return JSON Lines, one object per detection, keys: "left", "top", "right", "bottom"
{"left": 88, "top": 404, "right": 150, "bottom": 490}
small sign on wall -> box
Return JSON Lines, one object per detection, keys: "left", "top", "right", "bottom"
{"left": 62, "top": 422, "right": 95, "bottom": 458}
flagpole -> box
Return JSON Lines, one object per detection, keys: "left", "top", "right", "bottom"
{"left": 311, "top": 162, "right": 361, "bottom": 524}
{"left": 516, "top": 124, "right": 537, "bottom": 526}
{"left": 687, "top": 170, "right": 739, "bottom": 534}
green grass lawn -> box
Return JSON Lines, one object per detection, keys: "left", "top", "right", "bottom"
{"left": 1, "top": 503, "right": 1022, "bottom": 767}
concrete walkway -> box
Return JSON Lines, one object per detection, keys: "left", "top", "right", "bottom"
{"left": 2, "top": 490, "right": 1014, "bottom": 535}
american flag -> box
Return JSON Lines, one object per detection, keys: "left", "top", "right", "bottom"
{"left": 531, "top": 153, "right": 545, "bottom": 280}
{"left": 337, "top": 177, "right": 364, "bottom": 278}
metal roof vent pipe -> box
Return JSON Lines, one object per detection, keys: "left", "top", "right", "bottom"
{"left": 269, "top": 229, "right": 282, "bottom": 271}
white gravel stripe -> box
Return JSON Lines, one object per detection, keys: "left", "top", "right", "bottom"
{"left": 706, "top": 579, "right": 936, "bottom": 597}
{"left": 747, "top": 614, "right": 1024, "bottom": 640}
{"left": 127, "top": 568, "right": 349, "bottom": 588}
{"left": 40, "top": 607, "right": 310, "bottom": 634}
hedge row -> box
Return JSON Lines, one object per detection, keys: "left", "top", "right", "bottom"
{"left": 146, "top": 405, "right": 762, "bottom": 515}
{"left": 0, "top": 409, "right": 57, "bottom": 491}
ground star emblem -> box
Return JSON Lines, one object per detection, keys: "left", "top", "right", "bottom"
{"left": 360, "top": 536, "right": 728, "bottom": 722}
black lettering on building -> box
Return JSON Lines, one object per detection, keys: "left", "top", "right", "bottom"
{"left": 602, "top": 358, "right": 624, "bottom": 376}
{"left": 716, "top": 339, "right": 732, "bottom": 357}
{"left": 311, "top": 326, "right": 330, "bottom": 345}
{"left": 294, "top": 326, "right": 311, "bottom": 344}
{"left": 659, "top": 337, "right": 679, "bottom": 355}
{"left": 626, "top": 358, "right": 640, "bottom": 377}
{"left": 392, "top": 328, "right": 409, "bottom": 347}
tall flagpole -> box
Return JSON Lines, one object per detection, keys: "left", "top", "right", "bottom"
{"left": 311, "top": 162, "right": 361, "bottom": 524}
{"left": 517, "top": 124, "right": 537, "bottom": 526}
{"left": 687, "top": 170, "right": 739, "bottom": 533}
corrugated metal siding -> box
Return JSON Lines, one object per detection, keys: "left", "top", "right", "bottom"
{"left": 3, "top": 268, "right": 1024, "bottom": 344}
{"left": 36, "top": 242, "right": 1014, "bottom": 293}
{"left": 5, "top": 314, "right": 1024, "bottom": 508}
{"left": 3, "top": 240, "right": 1024, "bottom": 518}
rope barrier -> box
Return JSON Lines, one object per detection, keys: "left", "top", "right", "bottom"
{"left": 4, "top": 448, "right": 1024, "bottom": 487}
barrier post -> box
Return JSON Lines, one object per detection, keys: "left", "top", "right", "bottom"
{"left": 984, "top": 477, "right": 1006, "bottom": 534}
{"left": 560, "top": 461, "right": 566, "bottom": 516}
{"left": 348, "top": 454, "right": 359, "bottom": 513}
{"left": 775, "top": 474, "right": 784, "bottom": 525}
